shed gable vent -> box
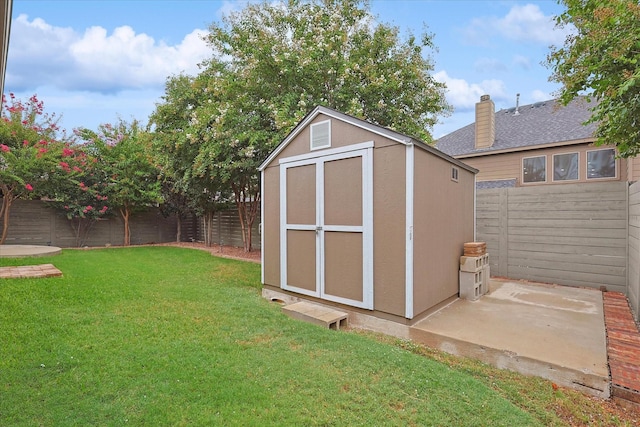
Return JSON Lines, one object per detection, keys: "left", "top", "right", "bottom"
{"left": 310, "top": 120, "right": 331, "bottom": 150}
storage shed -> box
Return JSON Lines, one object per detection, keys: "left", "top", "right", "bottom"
{"left": 259, "top": 106, "right": 477, "bottom": 324}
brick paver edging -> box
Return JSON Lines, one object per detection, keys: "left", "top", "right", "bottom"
{"left": 603, "top": 292, "right": 640, "bottom": 407}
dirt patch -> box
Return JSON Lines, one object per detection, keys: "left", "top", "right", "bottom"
{"left": 154, "top": 242, "right": 261, "bottom": 263}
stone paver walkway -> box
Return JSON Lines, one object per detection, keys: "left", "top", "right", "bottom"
{"left": 0, "top": 264, "right": 62, "bottom": 279}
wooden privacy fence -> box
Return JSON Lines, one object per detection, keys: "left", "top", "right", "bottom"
{"left": 628, "top": 181, "right": 640, "bottom": 321}
{"left": 476, "top": 182, "right": 629, "bottom": 295}
{"left": 0, "top": 199, "right": 261, "bottom": 250}
{"left": 195, "top": 209, "right": 261, "bottom": 250}
{"left": 0, "top": 199, "right": 178, "bottom": 247}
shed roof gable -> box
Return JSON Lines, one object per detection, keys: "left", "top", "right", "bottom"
{"left": 259, "top": 105, "right": 477, "bottom": 173}
{"left": 435, "top": 97, "right": 598, "bottom": 158}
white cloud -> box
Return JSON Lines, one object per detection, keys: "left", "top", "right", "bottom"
{"left": 7, "top": 14, "right": 210, "bottom": 94}
{"left": 435, "top": 70, "right": 507, "bottom": 110}
{"left": 531, "top": 89, "right": 551, "bottom": 102}
{"left": 463, "top": 4, "right": 572, "bottom": 47}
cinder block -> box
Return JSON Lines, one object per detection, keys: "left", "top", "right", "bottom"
{"left": 482, "top": 264, "right": 490, "bottom": 294}
{"left": 481, "top": 253, "right": 490, "bottom": 267}
{"left": 459, "top": 270, "right": 483, "bottom": 301}
{"left": 460, "top": 255, "right": 483, "bottom": 272}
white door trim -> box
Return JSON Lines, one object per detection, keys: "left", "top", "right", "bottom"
{"left": 280, "top": 146, "right": 374, "bottom": 309}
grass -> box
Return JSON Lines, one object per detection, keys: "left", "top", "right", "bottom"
{"left": 0, "top": 247, "right": 637, "bottom": 426}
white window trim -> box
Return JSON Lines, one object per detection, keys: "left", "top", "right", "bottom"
{"left": 586, "top": 148, "right": 618, "bottom": 180}
{"left": 451, "top": 166, "right": 459, "bottom": 182}
{"left": 551, "top": 152, "right": 580, "bottom": 183}
{"left": 310, "top": 119, "right": 331, "bottom": 151}
{"left": 522, "top": 155, "right": 547, "bottom": 184}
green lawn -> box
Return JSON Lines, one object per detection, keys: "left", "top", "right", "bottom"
{"left": 0, "top": 247, "right": 634, "bottom": 426}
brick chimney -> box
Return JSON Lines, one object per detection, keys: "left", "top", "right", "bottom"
{"left": 475, "top": 94, "right": 495, "bottom": 149}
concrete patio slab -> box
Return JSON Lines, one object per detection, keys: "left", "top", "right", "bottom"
{"left": 0, "top": 245, "right": 62, "bottom": 258}
{"left": 409, "top": 279, "right": 610, "bottom": 398}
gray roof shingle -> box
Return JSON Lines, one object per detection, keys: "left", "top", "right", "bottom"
{"left": 435, "top": 97, "right": 598, "bottom": 157}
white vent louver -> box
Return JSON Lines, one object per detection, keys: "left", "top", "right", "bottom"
{"left": 310, "top": 120, "right": 331, "bottom": 150}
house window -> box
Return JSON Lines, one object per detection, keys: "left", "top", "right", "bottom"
{"left": 522, "top": 155, "right": 546, "bottom": 183}
{"left": 587, "top": 148, "right": 616, "bottom": 179}
{"left": 310, "top": 120, "right": 331, "bottom": 150}
{"left": 451, "top": 167, "right": 459, "bottom": 182}
{"left": 553, "top": 152, "right": 579, "bottom": 181}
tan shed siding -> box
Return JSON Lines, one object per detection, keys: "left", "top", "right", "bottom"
{"left": 628, "top": 181, "right": 640, "bottom": 321}
{"left": 373, "top": 143, "right": 406, "bottom": 317}
{"left": 477, "top": 182, "right": 628, "bottom": 292}
{"left": 464, "top": 143, "right": 625, "bottom": 186}
{"left": 262, "top": 165, "right": 281, "bottom": 287}
{"left": 412, "top": 149, "right": 475, "bottom": 316}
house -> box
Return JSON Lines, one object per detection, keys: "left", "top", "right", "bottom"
{"left": 258, "top": 106, "right": 477, "bottom": 324}
{"left": 436, "top": 94, "right": 640, "bottom": 187}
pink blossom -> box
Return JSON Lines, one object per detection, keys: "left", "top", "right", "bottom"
{"left": 0, "top": 144, "right": 9, "bottom": 152}
{"left": 62, "top": 148, "right": 74, "bottom": 157}
{"left": 100, "top": 206, "right": 108, "bottom": 213}
{"left": 23, "top": 140, "right": 29, "bottom": 146}
{"left": 85, "top": 205, "right": 93, "bottom": 211}
{"left": 73, "top": 166, "right": 82, "bottom": 173}
{"left": 25, "top": 183, "right": 33, "bottom": 191}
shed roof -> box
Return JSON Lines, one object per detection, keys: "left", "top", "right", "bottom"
{"left": 259, "top": 105, "right": 477, "bottom": 173}
{"left": 435, "top": 97, "right": 598, "bottom": 158}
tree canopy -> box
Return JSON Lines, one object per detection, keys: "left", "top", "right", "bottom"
{"left": 0, "top": 94, "right": 72, "bottom": 244}
{"left": 152, "top": 0, "right": 450, "bottom": 251}
{"left": 547, "top": 0, "right": 640, "bottom": 158}
{"left": 80, "top": 120, "right": 162, "bottom": 246}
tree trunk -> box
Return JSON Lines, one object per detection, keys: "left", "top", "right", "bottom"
{"left": 0, "top": 187, "right": 15, "bottom": 245}
{"left": 232, "top": 181, "right": 260, "bottom": 252}
{"left": 120, "top": 206, "right": 131, "bottom": 246}
{"left": 176, "top": 215, "right": 182, "bottom": 242}
{"left": 203, "top": 211, "right": 214, "bottom": 247}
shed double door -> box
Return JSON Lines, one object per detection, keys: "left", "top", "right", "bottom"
{"left": 280, "top": 145, "right": 373, "bottom": 309}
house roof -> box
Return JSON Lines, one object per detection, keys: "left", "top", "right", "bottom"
{"left": 435, "top": 97, "right": 598, "bottom": 158}
{"left": 259, "top": 105, "right": 477, "bottom": 173}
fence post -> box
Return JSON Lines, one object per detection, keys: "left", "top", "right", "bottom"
{"left": 498, "top": 188, "right": 509, "bottom": 277}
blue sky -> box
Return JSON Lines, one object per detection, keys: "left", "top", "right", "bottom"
{"left": 6, "top": 0, "right": 570, "bottom": 139}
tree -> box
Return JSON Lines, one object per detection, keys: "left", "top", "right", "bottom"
{"left": 80, "top": 120, "right": 162, "bottom": 246}
{"left": 0, "top": 94, "right": 71, "bottom": 244}
{"left": 150, "top": 74, "right": 229, "bottom": 245}
{"left": 178, "top": 0, "right": 449, "bottom": 251}
{"left": 546, "top": 0, "right": 640, "bottom": 158}
{"left": 45, "top": 145, "right": 113, "bottom": 247}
